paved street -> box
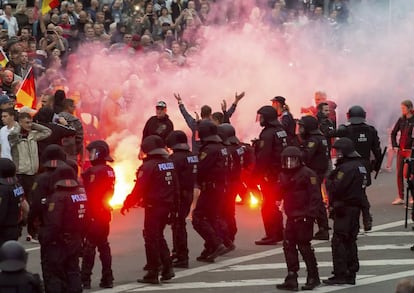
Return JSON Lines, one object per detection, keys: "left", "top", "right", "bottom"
{"left": 24, "top": 169, "right": 414, "bottom": 292}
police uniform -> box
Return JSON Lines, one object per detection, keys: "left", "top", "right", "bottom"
{"left": 28, "top": 144, "right": 67, "bottom": 242}
{"left": 254, "top": 106, "right": 287, "bottom": 245}
{"left": 40, "top": 165, "right": 87, "bottom": 293}
{"left": 121, "top": 135, "right": 178, "bottom": 284}
{"left": 166, "top": 130, "right": 198, "bottom": 268}
{"left": 0, "top": 159, "right": 25, "bottom": 246}
{"left": 324, "top": 138, "right": 367, "bottom": 285}
{"left": 0, "top": 240, "right": 43, "bottom": 292}
{"left": 218, "top": 123, "right": 244, "bottom": 246}
{"left": 81, "top": 140, "right": 115, "bottom": 289}
{"left": 298, "top": 116, "right": 330, "bottom": 240}
{"left": 276, "top": 147, "right": 321, "bottom": 291}
{"left": 192, "top": 120, "right": 228, "bottom": 262}
{"left": 335, "top": 106, "right": 381, "bottom": 231}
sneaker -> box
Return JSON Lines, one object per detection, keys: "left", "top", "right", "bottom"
{"left": 392, "top": 198, "right": 405, "bottom": 205}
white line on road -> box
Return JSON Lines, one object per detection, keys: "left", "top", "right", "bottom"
{"left": 94, "top": 220, "right": 408, "bottom": 293}
{"left": 126, "top": 275, "right": 376, "bottom": 292}
{"left": 212, "top": 258, "right": 414, "bottom": 272}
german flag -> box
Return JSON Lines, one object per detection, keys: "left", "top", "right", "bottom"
{"left": 0, "top": 48, "right": 8, "bottom": 69}
{"left": 16, "top": 67, "right": 36, "bottom": 109}
{"left": 41, "top": 0, "right": 60, "bottom": 15}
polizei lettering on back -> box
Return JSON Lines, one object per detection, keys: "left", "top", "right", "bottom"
{"left": 71, "top": 193, "right": 87, "bottom": 203}
{"left": 158, "top": 162, "right": 175, "bottom": 171}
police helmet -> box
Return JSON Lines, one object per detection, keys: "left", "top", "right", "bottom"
{"left": 218, "top": 123, "right": 240, "bottom": 145}
{"left": 257, "top": 106, "right": 279, "bottom": 127}
{"left": 0, "top": 158, "right": 18, "bottom": 185}
{"left": 40, "top": 144, "right": 67, "bottom": 168}
{"left": 52, "top": 164, "right": 79, "bottom": 188}
{"left": 0, "top": 240, "right": 28, "bottom": 272}
{"left": 166, "top": 130, "right": 190, "bottom": 151}
{"left": 347, "top": 105, "right": 366, "bottom": 124}
{"left": 281, "top": 146, "right": 303, "bottom": 169}
{"left": 198, "top": 120, "right": 222, "bottom": 143}
{"left": 141, "top": 135, "right": 169, "bottom": 156}
{"left": 298, "top": 115, "right": 319, "bottom": 134}
{"left": 86, "top": 140, "right": 114, "bottom": 162}
{"left": 332, "top": 137, "right": 361, "bottom": 158}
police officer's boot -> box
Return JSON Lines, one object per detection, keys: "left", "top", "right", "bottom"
{"left": 160, "top": 266, "right": 175, "bottom": 281}
{"left": 99, "top": 270, "right": 114, "bottom": 288}
{"left": 300, "top": 247, "right": 320, "bottom": 290}
{"left": 276, "top": 271, "right": 298, "bottom": 291}
{"left": 137, "top": 270, "right": 160, "bottom": 284}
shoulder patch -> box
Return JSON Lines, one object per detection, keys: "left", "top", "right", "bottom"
{"left": 358, "top": 166, "right": 367, "bottom": 174}
{"left": 307, "top": 141, "right": 316, "bottom": 148}
{"left": 90, "top": 174, "right": 95, "bottom": 183}
{"left": 337, "top": 171, "right": 344, "bottom": 180}
{"left": 31, "top": 182, "right": 38, "bottom": 191}
{"left": 236, "top": 147, "right": 245, "bottom": 156}
{"left": 310, "top": 176, "right": 317, "bottom": 185}
{"left": 187, "top": 155, "right": 198, "bottom": 163}
{"left": 199, "top": 152, "right": 207, "bottom": 161}
{"left": 259, "top": 140, "right": 264, "bottom": 149}
{"left": 48, "top": 203, "right": 55, "bottom": 212}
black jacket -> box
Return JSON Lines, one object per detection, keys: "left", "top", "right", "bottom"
{"left": 82, "top": 163, "right": 115, "bottom": 223}
{"left": 142, "top": 115, "right": 174, "bottom": 142}
{"left": 279, "top": 166, "right": 322, "bottom": 219}
{"left": 37, "top": 122, "right": 76, "bottom": 157}
{"left": 391, "top": 115, "right": 414, "bottom": 150}
{"left": 124, "top": 155, "right": 179, "bottom": 208}
{"left": 0, "top": 183, "right": 24, "bottom": 228}
{"left": 301, "top": 131, "right": 329, "bottom": 177}
{"left": 326, "top": 158, "right": 367, "bottom": 208}
{"left": 169, "top": 150, "right": 197, "bottom": 192}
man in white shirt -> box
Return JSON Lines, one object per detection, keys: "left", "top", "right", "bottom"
{"left": 0, "top": 5, "right": 19, "bottom": 37}
{"left": 0, "top": 107, "right": 16, "bottom": 160}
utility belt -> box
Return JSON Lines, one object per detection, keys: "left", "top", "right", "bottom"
{"left": 200, "top": 181, "right": 225, "bottom": 191}
{"left": 290, "top": 216, "right": 314, "bottom": 223}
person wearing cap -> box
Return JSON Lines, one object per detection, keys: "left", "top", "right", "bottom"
{"left": 121, "top": 135, "right": 179, "bottom": 284}
{"left": 324, "top": 137, "right": 367, "bottom": 286}
{"left": 142, "top": 100, "right": 174, "bottom": 143}
{"left": 335, "top": 105, "right": 381, "bottom": 232}
{"left": 81, "top": 140, "right": 115, "bottom": 289}
{"left": 0, "top": 158, "right": 26, "bottom": 246}
{"left": 28, "top": 144, "right": 67, "bottom": 243}
{"left": 41, "top": 164, "right": 87, "bottom": 292}
{"left": 0, "top": 93, "right": 15, "bottom": 115}
{"left": 166, "top": 130, "right": 198, "bottom": 269}
{"left": 271, "top": 96, "right": 296, "bottom": 144}
{"left": 391, "top": 100, "right": 414, "bottom": 205}
{"left": 0, "top": 240, "right": 43, "bottom": 292}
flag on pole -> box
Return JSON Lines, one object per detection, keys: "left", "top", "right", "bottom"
{"left": 41, "top": 0, "right": 60, "bottom": 15}
{"left": 0, "top": 48, "right": 9, "bottom": 69}
{"left": 16, "top": 67, "right": 36, "bottom": 109}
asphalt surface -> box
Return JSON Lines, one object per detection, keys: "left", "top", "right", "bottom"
{"left": 24, "top": 167, "right": 414, "bottom": 292}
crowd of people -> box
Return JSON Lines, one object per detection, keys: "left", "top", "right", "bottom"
{"left": 1, "top": 0, "right": 414, "bottom": 292}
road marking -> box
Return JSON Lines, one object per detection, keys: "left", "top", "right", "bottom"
{"left": 360, "top": 231, "right": 414, "bottom": 237}
{"left": 126, "top": 275, "right": 376, "bottom": 292}
{"left": 93, "top": 219, "right": 408, "bottom": 293}
{"left": 212, "top": 258, "right": 414, "bottom": 272}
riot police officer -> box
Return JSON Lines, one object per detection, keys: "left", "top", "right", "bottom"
{"left": 192, "top": 120, "right": 228, "bottom": 262}
{"left": 121, "top": 135, "right": 178, "bottom": 284}
{"left": 28, "top": 144, "right": 67, "bottom": 243}
{"left": 276, "top": 147, "right": 321, "bottom": 291}
{"left": 0, "top": 240, "right": 43, "bottom": 292}
{"left": 166, "top": 130, "right": 198, "bottom": 269}
{"left": 298, "top": 116, "right": 330, "bottom": 240}
{"left": 81, "top": 140, "right": 115, "bottom": 289}
{"left": 41, "top": 164, "right": 87, "bottom": 292}
{"left": 324, "top": 138, "right": 367, "bottom": 285}
{"left": 335, "top": 105, "right": 382, "bottom": 231}
{"left": 254, "top": 106, "right": 287, "bottom": 245}
{"left": 0, "top": 158, "right": 25, "bottom": 246}
{"left": 217, "top": 123, "right": 244, "bottom": 247}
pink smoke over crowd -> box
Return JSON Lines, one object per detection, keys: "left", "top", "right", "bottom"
{"left": 59, "top": 0, "right": 414, "bottom": 205}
